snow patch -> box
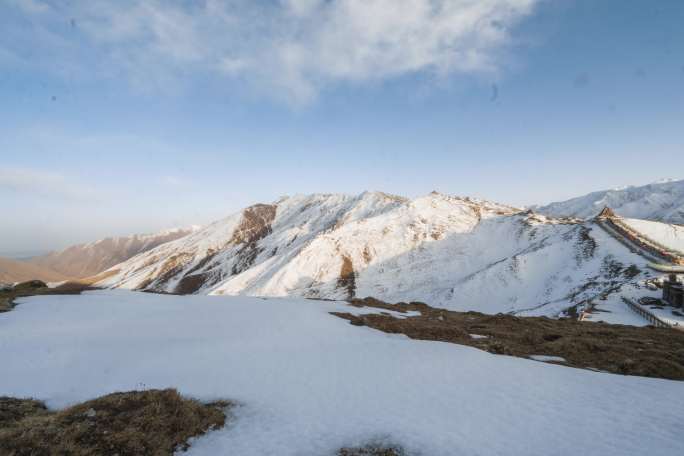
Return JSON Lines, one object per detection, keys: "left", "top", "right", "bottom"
{"left": 529, "top": 355, "right": 567, "bottom": 363}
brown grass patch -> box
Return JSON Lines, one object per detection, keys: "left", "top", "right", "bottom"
{"left": 0, "top": 389, "right": 231, "bottom": 456}
{"left": 0, "top": 280, "right": 96, "bottom": 313}
{"left": 0, "top": 397, "right": 48, "bottom": 427}
{"left": 332, "top": 297, "right": 684, "bottom": 381}
{"left": 338, "top": 444, "right": 406, "bottom": 455}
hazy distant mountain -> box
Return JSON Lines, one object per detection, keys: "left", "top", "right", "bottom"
{"left": 0, "top": 256, "right": 70, "bottom": 283}
{"left": 28, "top": 227, "right": 199, "bottom": 278}
{"left": 536, "top": 179, "right": 684, "bottom": 223}
{"left": 97, "top": 192, "right": 655, "bottom": 317}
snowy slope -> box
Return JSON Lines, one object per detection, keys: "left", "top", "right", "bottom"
{"left": 621, "top": 218, "right": 684, "bottom": 254}
{"left": 28, "top": 226, "right": 199, "bottom": 278}
{"left": 1, "top": 291, "right": 682, "bottom": 455}
{"left": 97, "top": 192, "right": 420, "bottom": 293}
{"left": 97, "top": 192, "right": 661, "bottom": 318}
{"left": 537, "top": 179, "right": 684, "bottom": 223}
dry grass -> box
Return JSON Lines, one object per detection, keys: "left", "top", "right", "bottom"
{"left": 332, "top": 297, "right": 684, "bottom": 381}
{"left": 0, "top": 389, "right": 231, "bottom": 456}
{"left": 0, "top": 295, "right": 11, "bottom": 312}
{"left": 0, "top": 397, "right": 48, "bottom": 427}
{"left": 0, "top": 279, "right": 101, "bottom": 313}
{"left": 338, "top": 444, "right": 406, "bottom": 455}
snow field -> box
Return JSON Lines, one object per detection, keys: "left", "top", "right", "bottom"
{"left": 1, "top": 290, "right": 683, "bottom": 455}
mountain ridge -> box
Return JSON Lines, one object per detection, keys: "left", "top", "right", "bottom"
{"left": 26, "top": 226, "right": 200, "bottom": 278}
{"left": 0, "top": 256, "right": 71, "bottom": 284}
{"left": 536, "top": 178, "right": 684, "bottom": 223}
{"left": 96, "top": 191, "right": 653, "bottom": 318}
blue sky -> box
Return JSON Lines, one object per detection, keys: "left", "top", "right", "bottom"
{"left": 1, "top": 0, "right": 683, "bottom": 255}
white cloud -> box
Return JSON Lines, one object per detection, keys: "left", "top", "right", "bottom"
{"left": 283, "top": 0, "right": 325, "bottom": 17}
{"left": 8, "top": 0, "right": 50, "bottom": 14}
{"left": 7, "top": 0, "right": 539, "bottom": 103}
{"left": 160, "top": 175, "right": 188, "bottom": 187}
{"left": 0, "top": 167, "right": 98, "bottom": 203}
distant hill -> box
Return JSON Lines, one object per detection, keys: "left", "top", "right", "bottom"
{"left": 26, "top": 227, "right": 199, "bottom": 279}
{"left": 536, "top": 179, "right": 684, "bottom": 223}
{"left": 0, "top": 257, "right": 70, "bottom": 284}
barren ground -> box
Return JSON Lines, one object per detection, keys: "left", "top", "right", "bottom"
{"left": 332, "top": 297, "right": 684, "bottom": 380}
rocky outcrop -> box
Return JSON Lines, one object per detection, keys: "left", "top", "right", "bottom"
{"left": 337, "top": 255, "right": 357, "bottom": 298}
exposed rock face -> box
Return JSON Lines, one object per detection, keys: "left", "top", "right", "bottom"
{"left": 337, "top": 255, "right": 357, "bottom": 299}
{"left": 27, "top": 227, "right": 197, "bottom": 278}
{"left": 597, "top": 206, "right": 616, "bottom": 219}
{"left": 230, "top": 204, "right": 277, "bottom": 245}
{"left": 229, "top": 204, "right": 277, "bottom": 277}
{"left": 96, "top": 201, "right": 286, "bottom": 294}
{"left": 173, "top": 205, "right": 278, "bottom": 295}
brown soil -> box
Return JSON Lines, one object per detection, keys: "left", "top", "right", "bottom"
{"left": 0, "top": 389, "right": 231, "bottom": 456}
{"left": 332, "top": 297, "right": 684, "bottom": 381}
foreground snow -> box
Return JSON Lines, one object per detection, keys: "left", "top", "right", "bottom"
{"left": 1, "top": 291, "right": 683, "bottom": 455}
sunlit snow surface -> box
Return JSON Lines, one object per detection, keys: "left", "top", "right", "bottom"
{"left": 621, "top": 218, "right": 684, "bottom": 254}
{"left": 98, "top": 192, "right": 660, "bottom": 318}
{"left": 1, "top": 291, "right": 683, "bottom": 455}
{"left": 537, "top": 179, "right": 684, "bottom": 224}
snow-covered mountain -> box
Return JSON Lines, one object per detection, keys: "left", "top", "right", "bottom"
{"left": 537, "top": 179, "right": 684, "bottom": 223}
{"left": 28, "top": 226, "right": 199, "bottom": 278}
{"left": 98, "top": 192, "right": 657, "bottom": 317}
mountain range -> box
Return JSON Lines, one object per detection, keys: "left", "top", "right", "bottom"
{"left": 0, "top": 227, "right": 197, "bottom": 284}
{"left": 0, "top": 256, "right": 71, "bottom": 283}
{"left": 96, "top": 190, "right": 656, "bottom": 318}
{"left": 4, "top": 179, "right": 683, "bottom": 318}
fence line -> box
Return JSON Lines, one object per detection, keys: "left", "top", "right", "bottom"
{"left": 622, "top": 297, "right": 673, "bottom": 329}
